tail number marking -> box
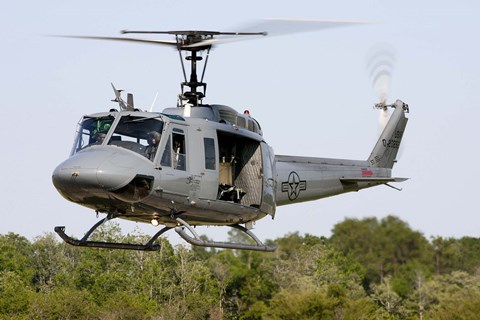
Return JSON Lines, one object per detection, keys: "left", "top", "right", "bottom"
{"left": 382, "top": 138, "right": 400, "bottom": 149}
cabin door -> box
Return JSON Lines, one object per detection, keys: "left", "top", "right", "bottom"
{"left": 196, "top": 129, "right": 219, "bottom": 200}
{"left": 158, "top": 125, "right": 190, "bottom": 196}
{"left": 260, "top": 142, "right": 276, "bottom": 217}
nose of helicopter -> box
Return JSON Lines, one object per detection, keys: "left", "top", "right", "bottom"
{"left": 52, "top": 147, "right": 153, "bottom": 203}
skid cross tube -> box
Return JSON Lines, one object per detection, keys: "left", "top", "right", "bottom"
{"left": 175, "top": 218, "right": 277, "bottom": 252}
{"left": 54, "top": 217, "right": 172, "bottom": 251}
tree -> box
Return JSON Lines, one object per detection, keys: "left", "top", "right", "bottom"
{"left": 455, "top": 237, "right": 480, "bottom": 273}
{"left": 30, "top": 233, "right": 65, "bottom": 292}
{"left": 370, "top": 276, "right": 403, "bottom": 317}
{"left": 0, "top": 215, "right": 478, "bottom": 319}
{"left": 425, "top": 271, "right": 480, "bottom": 319}
{"left": 265, "top": 288, "right": 337, "bottom": 320}
{"left": 404, "top": 270, "right": 438, "bottom": 320}
{"left": 267, "top": 235, "right": 376, "bottom": 319}
{"left": 98, "top": 290, "right": 156, "bottom": 320}
{"left": 0, "top": 271, "right": 33, "bottom": 319}
{"left": 433, "top": 236, "right": 480, "bottom": 275}
{"left": 0, "top": 233, "right": 34, "bottom": 281}
{"left": 156, "top": 245, "right": 219, "bottom": 320}
{"left": 330, "top": 215, "right": 433, "bottom": 288}
{"left": 28, "top": 287, "right": 98, "bottom": 320}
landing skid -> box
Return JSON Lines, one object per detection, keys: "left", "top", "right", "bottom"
{"left": 54, "top": 217, "right": 171, "bottom": 251}
{"left": 175, "top": 218, "right": 277, "bottom": 252}
{"left": 55, "top": 216, "right": 277, "bottom": 252}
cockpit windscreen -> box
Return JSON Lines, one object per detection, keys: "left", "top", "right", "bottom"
{"left": 107, "top": 116, "right": 164, "bottom": 160}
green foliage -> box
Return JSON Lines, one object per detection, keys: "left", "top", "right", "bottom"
{"left": 330, "top": 215, "right": 433, "bottom": 288}
{"left": 432, "top": 236, "right": 480, "bottom": 275}
{"left": 423, "top": 271, "right": 480, "bottom": 320}
{"left": 209, "top": 247, "right": 277, "bottom": 318}
{"left": 0, "top": 271, "right": 33, "bottom": 318}
{"left": 0, "top": 216, "right": 479, "bottom": 319}
{"left": 265, "top": 289, "right": 337, "bottom": 319}
{"left": 0, "top": 233, "right": 34, "bottom": 280}
{"left": 98, "top": 291, "right": 156, "bottom": 320}
{"left": 30, "top": 233, "right": 65, "bottom": 291}
{"left": 28, "top": 288, "right": 98, "bottom": 320}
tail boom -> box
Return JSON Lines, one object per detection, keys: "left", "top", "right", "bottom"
{"left": 274, "top": 156, "right": 392, "bottom": 206}
{"left": 273, "top": 99, "right": 409, "bottom": 206}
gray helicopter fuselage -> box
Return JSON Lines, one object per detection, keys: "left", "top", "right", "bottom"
{"left": 53, "top": 104, "right": 273, "bottom": 227}
{"left": 52, "top": 101, "right": 409, "bottom": 229}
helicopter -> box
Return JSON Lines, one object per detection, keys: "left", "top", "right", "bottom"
{"left": 52, "top": 26, "right": 409, "bottom": 252}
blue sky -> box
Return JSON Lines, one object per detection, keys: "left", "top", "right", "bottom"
{"left": 1, "top": 1, "right": 479, "bottom": 244}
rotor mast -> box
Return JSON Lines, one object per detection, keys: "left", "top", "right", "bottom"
{"left": 184, "top": 49, "right": 204, "bottom": 103}
{"left": 178, "top": 34, "right": 209, "bottom": 106}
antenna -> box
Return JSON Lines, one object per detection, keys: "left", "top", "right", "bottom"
{"left": 149, "top": 92, "right": 158, "bottom": 112}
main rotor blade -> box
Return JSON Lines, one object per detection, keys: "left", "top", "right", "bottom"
{"left": 183, "top": 18, "right": 374, "bottom": 48}
{"left": 121, "top": 30, "right": 267, "bottom": 36}
{"left": 53, "top": 18, "right": 374, "bottom": 52}
{"left": 242, "top": 18, "right": 375, "bottom": 37}
{"left": 54, "top": 35, "right": 178, "bottom": 47}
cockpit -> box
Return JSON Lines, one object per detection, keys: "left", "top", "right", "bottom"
{"left": 72, "top": 114, "right": 164, "bottom": 161}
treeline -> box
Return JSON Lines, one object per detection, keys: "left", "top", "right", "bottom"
{"left": 1, "top": 215, "right": 480, "bottom": 319}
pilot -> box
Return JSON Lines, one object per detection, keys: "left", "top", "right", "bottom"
{"left": 93, "top": 132, "right": 106, "bottom": 144}
{"left": 146, "top": 131, "right": 161, "bottom": 160}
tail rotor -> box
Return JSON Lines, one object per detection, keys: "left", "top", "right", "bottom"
{"left": 366, "top": 43, "right": 396, "bottom": 129}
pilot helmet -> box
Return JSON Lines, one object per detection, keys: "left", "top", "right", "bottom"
{"left": 147, "top": 131, "right": 161, "bottom": 145}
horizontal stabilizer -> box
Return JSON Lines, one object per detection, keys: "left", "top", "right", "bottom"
{"left": 340, "top": 177, "right": 408, "bottom": 183}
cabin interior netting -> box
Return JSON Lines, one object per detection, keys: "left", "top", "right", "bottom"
{"left": 217, "top": 131, "right": 263, "bottom": 207}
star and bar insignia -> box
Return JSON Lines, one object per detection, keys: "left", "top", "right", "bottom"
{"left": 281, "top": 171, "right": 307, "bottom": 201}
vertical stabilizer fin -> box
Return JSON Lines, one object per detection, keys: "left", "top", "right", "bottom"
{"left": 367, "top": 99, "right": 409, "bottom": 168}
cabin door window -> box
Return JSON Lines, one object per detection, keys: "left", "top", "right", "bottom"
{"left": 172, "top": 132, "right": 186, "bottom": 171}
{"left": 160, "top": 127, "right": 187, "bottom": 171}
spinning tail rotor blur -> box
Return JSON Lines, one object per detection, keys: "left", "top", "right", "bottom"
{"left": 366, "top": 43, "right": 396, "bottom": 129}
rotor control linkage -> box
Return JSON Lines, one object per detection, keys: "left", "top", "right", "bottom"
{"left": 374, "top": 99, "right": 410, "bottom": 113}
{"left": 174, "top": 217, "right": 277, "bottom": 252}
{"left": 54, "top": 217, "right": 172, "bottom": 251}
